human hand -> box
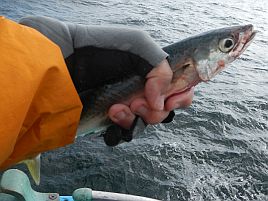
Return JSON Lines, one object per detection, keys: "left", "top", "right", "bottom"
{"left": 19, "top": 16, "right": 194, "bottom": 131}
{"left": 108, "top": 59, "right": 194, "bottom": 129}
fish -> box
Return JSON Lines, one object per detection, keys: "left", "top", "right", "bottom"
{"left": 77, "top": 24, "right": 257, "bottom": 139}
{"left": 22, "top": 24, "right": 257, "bottom": 184}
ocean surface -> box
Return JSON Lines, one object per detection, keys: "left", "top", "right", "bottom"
{"left": 1, "top": 0, "right": 267, "bottom": 200}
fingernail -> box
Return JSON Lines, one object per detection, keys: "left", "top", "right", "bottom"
{"left": 136, "top": 106, "right": 148, "bottom": 116}
{"left": 113, "top": 111, "right": 126, "bottom": 121}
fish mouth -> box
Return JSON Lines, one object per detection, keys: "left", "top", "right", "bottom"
{"left": 248, "top": 30, "right": 257, "bottom": 42}
{"left": 232, "top": 26, "right": 257, "bottom": 58}
{"left": 241, "top": 29, "right": 257, "bottom": 51}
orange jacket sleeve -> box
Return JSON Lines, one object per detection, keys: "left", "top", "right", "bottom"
{"left": 0, "top": 16, "right": 83, "bottom": 170}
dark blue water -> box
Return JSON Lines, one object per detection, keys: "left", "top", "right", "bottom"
{"left": 1, "top": 0, "right": 268, "bottom": 200}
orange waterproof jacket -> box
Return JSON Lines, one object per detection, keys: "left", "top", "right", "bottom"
{"left": 0, "top": 16, "right": 83, "bottom": 170}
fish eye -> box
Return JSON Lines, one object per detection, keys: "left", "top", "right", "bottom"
{"left": 219, "top": 38, "right": 235, "bottom": 53}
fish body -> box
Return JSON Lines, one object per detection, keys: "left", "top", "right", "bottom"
{"left": 77, "top": 24, "right": 256, "bottom": 138}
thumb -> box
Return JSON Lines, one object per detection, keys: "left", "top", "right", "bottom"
{"left": 145, "top": 59, "right": 173, "bottom": 111}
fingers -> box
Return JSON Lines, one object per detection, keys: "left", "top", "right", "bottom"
{"left": 131, "top": 87, "right": 194, "bottom": 124}
{"left": 108, "top": 87, "right": 194, "bottom": 128}
{"left": 108, "top": 59, "right": 195, "bottom": 129}
{"left": 108, "top": 101, "right": 170, "bottom": 128}
{"left": 145, "top": 59, "right": 172, "bottom": 111}
{"left": 108, "top": 104, "right": 135, "bottom": 129}
{"left": 130, "top": 98, "right": 170, "bottom": 124}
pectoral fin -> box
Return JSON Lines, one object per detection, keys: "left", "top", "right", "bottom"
{"left": 22, "top": 154, "right": 41, "bottom": 185}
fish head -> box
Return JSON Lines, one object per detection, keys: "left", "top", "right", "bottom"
{"left": 194, "top": 24, "right": 257, "bottom": 81}
{"left": 164, "top": 24, "right": 257, "bottom": 99}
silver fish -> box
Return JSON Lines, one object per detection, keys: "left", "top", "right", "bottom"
{"left": 77, "top": 24, "right": 256, "bottom": 138}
